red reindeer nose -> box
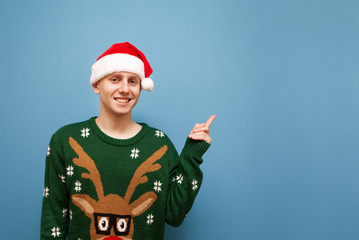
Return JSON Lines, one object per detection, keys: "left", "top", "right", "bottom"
{"left": 104, "top": 237, "right": 123, "bottom": 240}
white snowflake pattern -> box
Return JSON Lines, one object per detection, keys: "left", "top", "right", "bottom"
{"left": 153, "top": 180, "right": 162, "bottom": 193}
{"left": 47, "top": 146, "right": 51, "bottom": 157}
{"left": 176, "top": 174, "right": 184, "bottom": 184}
{"left": 130, "top": 148, "right": 140, "bottom": 159}
{"left": 192, "top": 179, "right": 198, "bottom": 191}
{"left": 155, "top": 130, "right": 165, "bottom": 138}
{"left": 70, "top": 210, "right": 73, "bottom": 220}
{"left": 66, "top": 165, "right": 74, "bottom": 176}
{"left": 43, "top": 187, "right": 49, "bottom": 198}
{"left": 62, "top": 208, "right": 67, "bottom": 218}
{"left": 74, "top": 181, "right": 82, "bottom": 192}
{"left": 51, "top": 227, "right": 61, "bottom": 237}
{"left": 81, "top": 128, "right": 90, "bottom": 138}
{"left": 58, "top": 174, "right": 65, "bottom": 183}
{"left": 146, "top": 214, "right": 154, "bottom": 225}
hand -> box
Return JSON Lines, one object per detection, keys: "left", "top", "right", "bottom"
{"left": 188, "top": 114, "right": 216, "bottom": 144}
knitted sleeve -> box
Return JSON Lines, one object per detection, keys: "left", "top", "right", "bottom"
{"left": 165, "top": 138, "right": 210, "bottom": 226}
{"left": 40, "top": 136, "right": 69, "bottom": 240}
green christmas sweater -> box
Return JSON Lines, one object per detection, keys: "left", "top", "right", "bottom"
{"left": 41, "top": 117, "right": 210, "bottom": 240}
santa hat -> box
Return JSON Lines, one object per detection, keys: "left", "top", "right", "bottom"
{"left": 90, "top": 42, "right": 154, "bottom": 91}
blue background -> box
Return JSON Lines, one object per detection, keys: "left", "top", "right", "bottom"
{"left": 1, "top": 0, "right": 358, "bottom": 239}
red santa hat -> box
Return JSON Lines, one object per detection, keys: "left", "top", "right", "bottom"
{"left": 90, "top": 42, "right": 154, "bottom": 91}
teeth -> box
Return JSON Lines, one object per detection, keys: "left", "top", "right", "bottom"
{"left": 115, "top": 98, "right": 130, "bottom": 103}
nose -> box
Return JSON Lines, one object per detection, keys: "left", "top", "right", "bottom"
{"left": 118, "top": 80, "right": 129, "bottom": 93}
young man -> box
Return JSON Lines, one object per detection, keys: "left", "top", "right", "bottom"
{"left": 41, "top": 42, "right": 215, "bottom": 240}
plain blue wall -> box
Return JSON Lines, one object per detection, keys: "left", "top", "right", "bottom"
{"left": 1, "top": 0, "right": 358, "bottom": 239}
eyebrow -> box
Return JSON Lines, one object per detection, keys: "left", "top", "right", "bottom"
{"left": 129, "top": 76, "right": 140, "bottom": 81}
{"left": 110, "top": 73, "right": 139, "bottom": 80}
{"left": 110, "top": 73, "right": 122, "bottom": 78}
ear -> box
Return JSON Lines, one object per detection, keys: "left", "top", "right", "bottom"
{"left": 92, "top": 82, "right": 100, "bottom": 94}
{"left": 130, "top": 192, "right": 157, "bottom": 217}
{"left": 72, "top": 194, "right": 97, "bottom": 218}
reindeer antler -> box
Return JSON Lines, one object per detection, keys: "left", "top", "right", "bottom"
{"left": 124, "top": 145, "right": 168, "bottom": 203}
{"left": 69, "top": 137, "right": 104, "bottom": 200}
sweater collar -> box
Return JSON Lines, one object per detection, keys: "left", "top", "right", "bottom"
{"left": 89, "top": 116, "right": 148, "bottom": 146}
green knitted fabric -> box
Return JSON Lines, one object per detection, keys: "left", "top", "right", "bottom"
{"left": 41, "top": 117, "right": 210, "bottom": 240}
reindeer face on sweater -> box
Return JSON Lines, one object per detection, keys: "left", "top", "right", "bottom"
{"left": 69, "top": 137, "right": 167, "bottom": 240}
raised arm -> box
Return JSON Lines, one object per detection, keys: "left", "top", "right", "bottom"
{"left": 166, "top": 114, "right": 216, "bottom": 226}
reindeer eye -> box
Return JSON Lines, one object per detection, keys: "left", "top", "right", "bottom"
{"left": 116, "top": 218, "right": 127, "bottom": 232}
{"left": 98, "top": 217, "right": 110, "bottom": 231}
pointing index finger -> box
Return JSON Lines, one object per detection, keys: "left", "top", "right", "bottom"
{"left": 205, "top": 114, "right": 216, "bottom": 127}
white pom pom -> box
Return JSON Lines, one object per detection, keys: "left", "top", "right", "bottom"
{"left": 141, "top": 78, "right": 154, "bottom": 91}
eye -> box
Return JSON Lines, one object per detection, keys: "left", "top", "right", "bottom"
{"left": 111, "top": 78, "right": 118, "bottom": 82}
{"left": 116, "top": 218, "right": 128, "bottom": 232}
{"left": 98, "top": 217, "right": 110, "bottom": 231}
{"left": 129, "top": 79, "right": 138, "bottom": 85}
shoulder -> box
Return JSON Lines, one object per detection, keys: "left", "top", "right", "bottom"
{"left": 142, "top": 123, "right": 171, "bottom": 141}
{"left": 50, "top": 118, "right": 93, "bottom": 144}
{"left": 141, "top": 123, "right": 177, "bottom": 147}
{"left": 145, "top": 124, "right": 167, "bottom": 138}
{"left": 141, "top": 123, "right": 179, "bottom": 158}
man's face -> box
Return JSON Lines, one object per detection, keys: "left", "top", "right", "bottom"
{"left": 93, "top": 71, "right": 141, "bottom": 117}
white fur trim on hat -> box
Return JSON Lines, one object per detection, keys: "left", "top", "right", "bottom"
{"left": 90, "top": 53, "right": 145, "bottom": 85}
{"left": 141, "top": 78, "right": 154, "bottom": 91}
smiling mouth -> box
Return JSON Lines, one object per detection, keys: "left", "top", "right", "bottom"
{"left": 114, "top": 97, "right": 131, "bottom": 103}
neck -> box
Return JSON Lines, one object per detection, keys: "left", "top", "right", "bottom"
{"left": 95, "top": 111, "right": 141, "bottom": 139}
